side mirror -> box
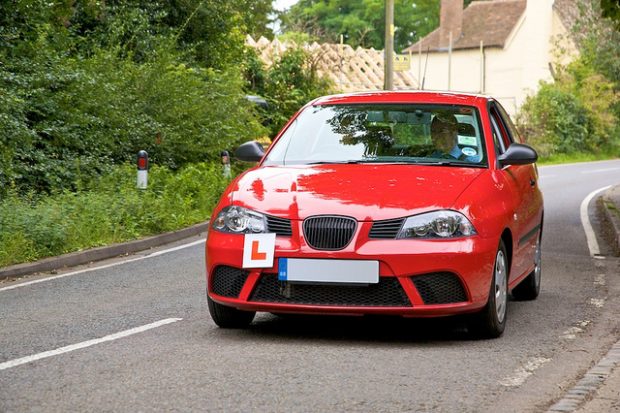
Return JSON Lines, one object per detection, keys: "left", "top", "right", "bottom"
{"left": 235, "top": 141, "right": 265, "bottom": 162}
{"left": 498, "top": 143, "right": 538, "bottom": 167}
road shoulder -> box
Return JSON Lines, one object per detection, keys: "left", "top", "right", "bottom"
{"left": 0, "top": 221, "right": 209, "bottom": 281}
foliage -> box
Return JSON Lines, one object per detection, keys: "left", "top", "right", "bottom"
{"left": 517, "top": 0, "right": 620, "bottom": 158}
{"left": 281, "top": 0, "right": 435, "bottom": 50}
{"left": 517, "top": 60, "right": 619, "bottom": 157}
{"left": 0, "top": 1, "right": 266, "bottom": 196}
{"left": 0, "top": 163, "right": 229, "bottom": 267}
{"left": 245, "top": 48, "right": 335, "bottom": 138}
{"left": 601, "top": 0, "right": 620, "bottom": 30}
{"left": 280, "top": 0, "right": 474, "bottom": 51}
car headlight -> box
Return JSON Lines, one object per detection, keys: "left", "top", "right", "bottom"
{"left": 396, "top": 210, "right": 476, "bottom": 239}
{"left": 212, "top": 206, "right": 268, "bottom": 234}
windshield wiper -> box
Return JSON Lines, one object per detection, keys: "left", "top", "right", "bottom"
{"left": 418, "top": 160, "right": 484, "bottom": 167}
{"left": 305, "top": 160, "right": 365, "bottom": 165}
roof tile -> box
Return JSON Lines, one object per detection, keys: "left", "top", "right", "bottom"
{"left": 404, "top": 0, "right": 526, "bottom": 52}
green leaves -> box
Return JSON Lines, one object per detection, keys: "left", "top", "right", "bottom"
{"left": 601, "top": 0, "right": 620, "bottom": 30}
{"left": 246, "top": 47, "right": 334, "bottom": 138}
{"left": 281, "top": 0, "right": 442, "bottom": 51}
{"left": 518, "top": 1, "right": 620, "bottom": 158}
{"left": 517, "top": 61, "right": 619, "bottom": 157}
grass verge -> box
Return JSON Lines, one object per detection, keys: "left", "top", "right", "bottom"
{"left": 537, "top": 150, "right": 620, "bottom": 165}
{"left": 0, "top": 163, "right": 228, "bottom": 268}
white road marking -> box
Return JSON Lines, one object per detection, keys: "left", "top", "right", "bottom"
{"left": 580, "top": 186, "right": 611, "bottom": 256}
{"left": 560, "top": 322, "right": 590, "bottom": 340}
{"left": 0, "top": 318, "right": 182, "bottom": 371}
{"left": 594, "top": 274, "right": 606, "bottom": 286}
{"left": 0, "top": 239, "right": 205, "bottom": 293}
{"left": 590, "top": 298, "right": 605, "bottom": 308}
{"left": 560, "top": 327, "right": 583, "bottom": 340}
{"left": 581, "top": 167, "right": 620, "bottom": 175}
{"left": 499, "top": 357, "right": 551, "bottom": 387}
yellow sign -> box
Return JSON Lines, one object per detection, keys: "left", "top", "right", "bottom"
{"left": 393, "top": 54, "right": 411, "bottom": 71}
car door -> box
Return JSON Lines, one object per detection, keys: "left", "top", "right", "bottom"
{"left": 489, "top": 101, "right": 542, "bottom": 282}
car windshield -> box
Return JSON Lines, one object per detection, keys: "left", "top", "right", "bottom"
{"left": 264, "top": 104, "right": 487, "bottom": 167}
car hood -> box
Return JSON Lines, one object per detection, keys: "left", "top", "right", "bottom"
{"left": 230, "top": 164, "right": 485, "bottom": 221}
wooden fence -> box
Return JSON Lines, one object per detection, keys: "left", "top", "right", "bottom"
{"left": 246, "top": 36, "right": 419, "bottom": 92}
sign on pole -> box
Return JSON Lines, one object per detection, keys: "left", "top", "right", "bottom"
{"left": 393, "top": 54, "right": 411, "bottom": 72}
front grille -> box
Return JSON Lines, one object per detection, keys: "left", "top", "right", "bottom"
{"left": 369, "top": 217, "right": 405, "bottom": 239}
{"left": 211, "top": 266, "right": 249, "bottom": 298}
{"left": 303, "top": 216, "right": 357, "bottom": 250}
{"left": 412, "top": 273, "right": 468, "bottom": 304}
{"left": 266, "top": 215, "right": 292, "bottom": 236}
{"left": 250, "top": 275, "right": 411, "bottom": 307}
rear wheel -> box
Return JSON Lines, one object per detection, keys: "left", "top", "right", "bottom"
{"left": 208, "top": 296, "right": 255, "bottom": 328}
{"left": 512, "top": 233, "right": 542, "bottom": 301}
{"left": 469, "top": 240, "right": 508, "bottom": 339}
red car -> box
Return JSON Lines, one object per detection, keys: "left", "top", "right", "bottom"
{"left": 206, "top": 91, "right": 543, "bottom": 338}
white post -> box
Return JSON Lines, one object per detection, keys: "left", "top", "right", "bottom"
{"left": 479, "top": 40, "right": 485, "bottom": 93}
{"left": 418, "top": 42, "right": 422, "bottom": 90}
{"left": 137, "top": 150, "right": 148, "bottom": 189}
{"left": 448, "top": 31, "right": 452, "bottom": 91}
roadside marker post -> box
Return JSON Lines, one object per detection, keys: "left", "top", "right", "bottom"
{"left": 137, "top": 150, "right": 148, "bottom": 189}
{"left": 221, "top": 150, "right": 231, "bottom": 178}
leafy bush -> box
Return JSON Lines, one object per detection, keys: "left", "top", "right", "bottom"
{"left": 517, "top": 59, "right": 619, "bottom": 157}
{"left": 245, "top": 47, "right": 334, "bottom": 138}
{"left": 0, "top": 1, "right": 267, "bottom": 197}
{"left": 0, "top": 163, "right": 229, "bottom": 267}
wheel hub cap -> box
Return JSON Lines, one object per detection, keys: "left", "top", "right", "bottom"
{"left": 495, "top": 250, "right": 507, "bottom": 323}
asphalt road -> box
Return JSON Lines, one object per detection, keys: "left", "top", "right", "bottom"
{"left": 1, "top": 160, "right": 620, "bottom": 413}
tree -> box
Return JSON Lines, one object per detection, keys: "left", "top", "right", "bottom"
{"left": 280, "top": 0, "right": 474, "bottom": 51}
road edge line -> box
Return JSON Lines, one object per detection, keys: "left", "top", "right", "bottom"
{"left": 0, "top": 221, "right": 209, "bottom": 280}
{"left": 0, "top": 239, "right": 205, "bottom": 293}
{"left": 580, "top": 186, "right": 611, "bottom": 257}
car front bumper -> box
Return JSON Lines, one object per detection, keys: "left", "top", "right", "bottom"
{"left": 206, "top": 224, "right": 498, "bottom": 317}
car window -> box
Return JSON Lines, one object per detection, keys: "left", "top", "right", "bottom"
{"left": 264, "top": 104, "right": 488, "bottom": 167}
{"left": 494, "top": 102, "right": 522, "bottom": 144}
{"left": 490, "top": 105, "right": 512, "bottom": 150}
{"left": 490, "top": 114, "right": 507, "bottom": 154}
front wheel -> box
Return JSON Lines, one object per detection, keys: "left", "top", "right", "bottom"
{"left": 469, "top": 240, "right": 509, "bottom": 339}
{"left": 208, "top": 296, "right": 255, "bottom": 328}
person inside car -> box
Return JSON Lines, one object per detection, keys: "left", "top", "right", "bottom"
{"left": 430, "top": 113, "right": 478, "bottom": 162}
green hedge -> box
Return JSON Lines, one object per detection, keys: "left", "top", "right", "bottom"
{"left": 517, "top": 55, "right": 619, "bottom": 158}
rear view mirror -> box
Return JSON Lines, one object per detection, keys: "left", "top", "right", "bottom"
{"left": 498, "top": 143, "right": 538, "bottom": 166}
{"left": 235, "top": 141, "right": 265, "bottom": 162}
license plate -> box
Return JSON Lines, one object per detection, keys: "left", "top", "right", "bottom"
{"left": 278, "top": 258, "right": 379, "bottom": 284}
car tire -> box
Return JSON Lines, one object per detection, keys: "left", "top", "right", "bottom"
{"left": 512, "top": 232, "right": 542, "bottom": 301}
{"left": 469, "top": 239, "right": 508, "bottom": 339}
{"left": 208, "top": 296, "right": 255, "bottom": 328}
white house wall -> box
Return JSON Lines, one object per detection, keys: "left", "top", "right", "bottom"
{"left": 407, "top": 0, "right": 569, "bottom": 116}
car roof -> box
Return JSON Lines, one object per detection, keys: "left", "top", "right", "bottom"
{"left": 312, "top": 90, "right": 490, "bottom": 106}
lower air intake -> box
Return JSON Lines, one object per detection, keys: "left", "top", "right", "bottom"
{"left": 211, "top": 266, "right": 249, "bottom": 298}
{"left": 250, "top": 275, "right": 411, "bottom": 307}
{"left": 412, "top": 273, "right": 468, "bottom": 304}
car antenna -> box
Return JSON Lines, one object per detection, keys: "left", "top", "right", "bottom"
{"left": 421, "top": 46, "right": 430, "bottom": 90}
